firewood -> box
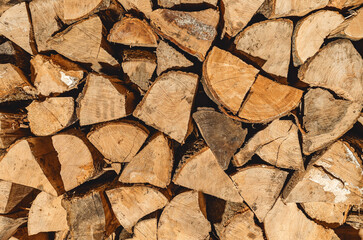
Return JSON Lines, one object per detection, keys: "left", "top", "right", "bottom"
{"left": 327, "top": 0, "right": 363, "bottom": 9}
{"left": 126, "top": 218, "right": 157, "bottom": 240}
{"left": 62, "top": 0, "right": 107, "bottom": 22}
{"left": 87, "top": 120, "right": 149, "bottom": 163}
{"left": 31, "top": 54, "right": 86, "bottom": 96}
{"left": 298, "top": 39, "right": 363, "bottom": 102}
{"left": 0, "top": 3, "right": 33, "bottom": 54}
{"left": 158, "top": 0, "right": 218, "bottom": 8}
{"left": 231, "top": 165, "right": 288, "bottom": 222}
{"left": 238, "top": 75, "right": 303, "bottom": 123}
{"left": 54, "top": 230, "right": 70, "bottom": 240}
{"left": 0, "top": 180, "right": 35, "bottom": 214}
{"left": 302, "top": 88, "right": 362, "bottom": 155}
{"left": 28, "top": 192, "right": 68, "bottom": 235}
{"left": 292, "top": 10, "right": 344, "bottom": 66}
{"left": 108, "top": 17, "right": 158, "bottom": 47}
{"left": 174, "top": 147, "right": 243, "bottom": 202}
{"left": 192, "top": 108, "right": 247, "bottom": 170}
{"left": 122, "top": 50, "right": 156, "bottom": 92}
{"left": 221, "top": 0, "right": 265, "bottom": 37}
{"left": 235, "top": 19, "right": 293, "bottom": 78}
{"left": 0, "top": 40, "right": 30, "bottom": 70}
{"left": 233, "top": 119, "right": 303, "bottom": 170}
{"left": 329, "top": 8, "right": 363, "bottom": 41}
{"left": 133, "top": 71, "right": 198, "bottom": 143}
{"left": 203, "top": 47, "right": 259, "bottom": 114}
{"left": 156, "top": 41, "right": 193, "bottom": 76}
{"left": 0, "top": 112, "right": 28, "bottom": 149}
{"left": 26, "top": 97, "right": 76, "bottom": 136}
{"left": 301, "top": 202, "right": 348, "bottom": 225}
{"left": 158, "top": 191, "right": 211, "bottom": 240}
{"left": 0, "top": 64, "right": 36, "bottom": 103}
{"left": 11, "top": 226, "right": 51, "bottom": 240}
{"left": 120, "top": 132, "right": 173, "bottom": 188}
{"left": 77, "top": 73, "right": 136, "bottom": 126}
{"left": 117, "top": 0, "right": 153, "bottom": 18}
{"left": 106, "top": 186, "right": 168, "bottom": 231}
{"left": 0, "top": 215, "right": 27, "bottom": 240}
{"left": 150, "top": 9, "right": 219, "bottom": 61}
{"left": 264, "top": 198, "right": 339, "bottom": 240}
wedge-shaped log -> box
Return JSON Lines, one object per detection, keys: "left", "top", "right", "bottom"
{"left": 126, "top": 218, "right": 157, "bottom": 240}
{"left": 63, "top": 0, "right": 106, "bottom": 22}
{"left": 158, "top": 0, "right": 218, "bottom": 8}
{"left": 301, "top": 202, "right": 348, "bottom": 225}
{"left": 117, "top": 0, "right": 153, "bottom": 18}
{"left": 329, "top": 9, "right": 363, "bottom": 41}
{"left": 328, "top": 0, "right": 363, "bottom": 9}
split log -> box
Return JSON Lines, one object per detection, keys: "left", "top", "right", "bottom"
{"left": 329, "top": 8, "right": 363, "bottom": 41}
{"left": 77, "top": 73, "right": 136, "bottom": 126}
{"left": 0, "top": 112, "right": 29, "bottom": 149}
{"left": 108, "top": 17, "right": 158, "bottom": 47}
{"left": 106, "top": 186, "right": 168, "bottom": 231}
{"left": 301, "top": 88, "right": 362, "bottom": 155}
{"left": 192, "top": 107, "right": 247, "bottom": 170}
{"left": 158, "top": 191, "right": 211, "bottom": 240}
{"left": 0, "top": 215, "right": 27, "bottom": 240}
{"left": 117, "top": 0, "right": 153, "bottom": 18}
{"left": 0, "top": 0, "right": 28, "bottom": 16}
{"left": 235, "top": 19, "right": 293, "bottom": 78}
{"left": 238, "top": 75, "right": 303, "bottom": 123}
{"left": 11, "top": 227, "right": 51, "bottom": 240}
{"left": 31, "top": 54, "right": 86, "bottom": 96}
{"left": 221, "top": 0, "right": 265, "bottom": 37}
{"left": 203, "top": 47, "right": 259, "bottom": 114}
{"left": 62, "top": 0, "right": 107, "bottom": 23}
{"left": 54, "top": 230, "right": 70, "bottom": 240}
{"left": 122, "top": 50, "right": 156, "bottom": 92}
{"left": 87, "top": 120, "right": 149, "bottom": 163}
{"left": 126, "top": 218, "right": 157, "bottom": 240}
{"left": 26, "top": 97, "right": 76, "bottom": 136}
{"left": 150, "top": 9, "right": 219, "bottom": 61}
{"left": 0, "top": 3, "right": 33, "bottom": 54}
{"left": 301, "top": 202, "right": 348, "bottom": 225}
{"left": 233, "top": 119, "right": 304, "bottom": 170}
{"left": 174, "top": 147, "right": 243, "bottom": 202}
{"left": 156, "top": 41, "right": 193, "bottom": 76}
{"left": 298, "top": 39, "right": 363, "bottom": 102}
{"left": 327, "top": 0, "right": 363, "bottom": 9}
{"left": 231, "top": 165, "right": 288, "bottom": 222}
{"left": 264, "top": 198, "right": 339, "bottom": 240}
{"left": 292, "top": 10, "right": 344, "bottom": 66}
{"left": 28, "top": 192, "right": 68, "bottom": 235}
{"left": 0, "top": 64, "right": 36, "bottom": 103}
{"left": 119, "top": 132, "right": 173, "bottom": 188}
{"left": 133, "top": 71, "right": 198, "bottom": 143}
{"left": 158, "top": 0, "right": 218, "bottom": 8}
{"left": 346, "top": 206, "right": 363, "bottom": 229}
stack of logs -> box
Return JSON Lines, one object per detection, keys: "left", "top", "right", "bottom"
{"left": 0, "top": 0, "right": 362, "bottom": 239}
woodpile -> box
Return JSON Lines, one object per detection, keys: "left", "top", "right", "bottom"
{"left": 0, "top": 0, "right": 362, "bottom": 239}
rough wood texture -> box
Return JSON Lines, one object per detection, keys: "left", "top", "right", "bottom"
{"left": 77, "top": 73, "right": 136, "bottom": 126}
{"left": 0, "top": 180, "right": 35, "bottom": 214}
{"left": 134, "top": 71, "right": 198, "bottom": 143}
{"left": 31, "top": 54, "right": 85, "bottom": 96}
{"left": 126, "top": 218, "right": 157, "bottom": 240}
{"left": 106, "top": 186, "right": 168, "bottom": 231}
{"left": 235, "top": 19, "right": 293, "bottom": 78}
{"left": 302, "top": 88, "right": 362, "bottom": 155}
{"left": 238, "top": 75, "right": 303, "bottom": 123}
{"left": 174, "top": 147, "right": 243, "bottom": 202}
{"left": 292, "top": 10, "right": 344, "bottom": 66}
{"left": 28, "top": 192, "right": 68, "bottom": 235}
{"left": 156, "top": 41, "right": 193, "bottom": 76}
{"left": 150, "top": 9, "right": 219, "bottom": 61}
{"left": 0, "top": 112, "right": 28, "bottom": 149}
{"left": 26, "top": 97, "right": 76, "bottom": 136}
{"left": 158, "top": 0, "right": 218, "bottom": 8}
{"left": 328, "top": 0, "right": 363, "bottom": 8}
{"left": 329, "top": 8, "right": 363, "bottom": 41}
{"left": 301, "top": 202, "right": 347, "bottom": 225}
{"left": 231, "top": 165, "right": 288, "bottom": 222}
{"left": 203, "top": 47, "right": 259, "bottom": 114}
{"left": 158, "top": 191, "right": 211, "bottom": 240}
{"left": 222, "top": 0, "right": 265, "bottom": 37}
{"left": 120, "top": 132, "right": 173, "bottom": 188}
{"left": 117, "top": 0, "right": 153, "bottom": 18}
{"left": 63, "top": 0, "right": 104, "bottom": 22}
{"left": 0, "top": 215, "right": 27, "bottom": 240}
{"left": 233, "top": 119, "right": 304, "bottom": 170}
{"left": 88, "top": 120, "right": 148, "bottom": 163}
{"left": 193, "top": 108, "right": 247, "bottom": 170}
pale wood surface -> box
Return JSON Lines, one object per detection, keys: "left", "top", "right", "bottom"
{"left": 328, "top": 0, "right": 363, "bottom": 8}
{"left": 158, "top": 0, "right": 218, "bottom": 8}
{"left": 63, "top": 0, "right": 103, "bottom": 21}
{"left": 117, "top": 0, "right": 153, "bottom": 18}
{"left": 0, "top": 180, "right": 34, "bottom": 214}
{"left": 329, "top": 8, "right": 363, "bottom": 41}
{"left": 126, "top": 218, "right": 157, "bottom": 240}
{"left": 301, "top": 202, "right": 347, "bottom": 225}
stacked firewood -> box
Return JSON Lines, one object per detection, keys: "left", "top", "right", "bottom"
{"left": 0, "top": 0, "right": 362, "bottom": 239}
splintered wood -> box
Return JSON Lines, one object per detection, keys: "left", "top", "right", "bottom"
{"left": 0, "top": 0, "right": 362, "bottom": 239}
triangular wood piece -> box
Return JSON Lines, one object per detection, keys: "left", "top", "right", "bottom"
{"left": 292, "top": 10, "right": 344, "bottom": 66}
{"left": 235, "top": 19, "right": 293, "bottom": 78}
{"left": 0, "top": 3, "right": 33, "bottom": 54}
{"left": 87, "top": 120, "right": 149, "bottom": 163}
{"left": 117, "top": 0, "right": 153, "bottom": 18}
{"left": 28, "top": 192, "right": 68, "bottom": 235}
{"left": 63, "top": 0, "right": 105, "bottom": 22}
{"left": 108, "top": 17, "right": 158, "bottom": 47}
{"left": 106, "top": 186, "right": 168, "bottom": 231}
{"left": 264, "top": 198, "right": 338, "bottom": 240}
{"left": 301, "top": 202, "right": 348, "bottom": 225}
{"left": 127, "top": 218, "right": 157, "bottom": 240}
{"left": 158, "top": 191, "right": 211, "bottom": 240}
{"left": 203, "top": 47, "right": 259, "bottom": 114}
{"left": 156, "top": 41, "right": 193, "bottom": 76}
{"left": 327, "top": 0, "right": 363, "bottom": 9}
{"left": 193, "top": 108, "right": 247, "bottom": 170}
{"left": 0, "top": 215, "right": 27, "bottom": 240}
{"left": 329, "top": 8, "right": 363, "bottom": 41}
{"left": 77, "top": 73, "right": 136, "bottom": 126}
{"left": 120, "top": 132, "right": 173, "bottom": 188}
{"left": 298, "top": 39, "right": 363, "bottom": 102}
{"left": 302, "top": 88, "right": 362, "bottom": 155}
{"left": 238, "top": 75, "right": 303, "bottom": 123}
{"left": 134, "top": 71, "right": 198, "bottom": 143}
{"left": 158, "top": 0, "right": 218, "bottom": 8}
{"left": 150, "top": 9, "right": 219, "bottom": 61}
{"left": 0, "top": 112, "right": 28, "bottom": 149}
{"left": 174, "top": 147, "right": 243, "bottom": 202}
